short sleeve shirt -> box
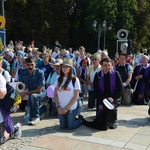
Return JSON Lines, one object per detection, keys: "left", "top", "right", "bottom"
{"left": 18, "top": 68, "right": 45, "bottom": 91}
{"left": 54, "top": 76, "right": 81, "bottom": 110}
{"left": 0, "top": 73, "right": 6, "bottom": 92}
{"left": 46, "top": 71, "right": 58, "bottom": 85}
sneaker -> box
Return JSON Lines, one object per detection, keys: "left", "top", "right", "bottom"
{"left": 0, "top": 136, "right": 6, "bottom": 145}
{"left": 30, "top": 118, "right": 40, "bottom": 125}
{"left": 14, "top": 122, "right": 22, "bottom": 138}
{"left": 109, "top": 121, "right": 118, "bottom": 129}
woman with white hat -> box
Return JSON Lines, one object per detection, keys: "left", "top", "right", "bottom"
{"left": 54, "top": 58, "right": 82, "bottom": 129}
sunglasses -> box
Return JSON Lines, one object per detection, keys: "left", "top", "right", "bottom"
{"left": 91, "top": 58, "right": 97, "bottom": 61}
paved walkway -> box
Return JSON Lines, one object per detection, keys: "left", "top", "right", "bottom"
{"left": 0, "top": 100, "right": 150, "bottom": 150}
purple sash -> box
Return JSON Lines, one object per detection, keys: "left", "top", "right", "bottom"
{"left": 0, "top": 107, "right": 14, "bottom": 133}
{"left": 98, "top": 69, "right": 116, "bottom": 95}
{"left": 136, "top": 64, "right": 150, "bottom": 103}
{"left": 97, "top": 70, "right": 116, "bottom": 117}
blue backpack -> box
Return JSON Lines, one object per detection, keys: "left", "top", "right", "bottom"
{"left": 0, "top": 71, "right": 16, "bottom": 112}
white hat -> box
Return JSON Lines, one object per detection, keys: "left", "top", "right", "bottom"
{"left": 50, "top": 59, "right": 63, "bottom": 68}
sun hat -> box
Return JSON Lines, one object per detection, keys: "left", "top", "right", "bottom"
{"left": 61, "top": 58, "right": 73, "bottom": 67}
{"left": 50, "top": 59, "right": 63, "bottom": 68}
{"left": 101, "top": 50, "right": 108, "bottom": 56}
{"left": 103, "top": 98, "right": 115, "bottom": 110}
{"left": 17, "top": 50, "right": 25, "bottom": 57}
{"left": 92, "top": 52, "right": 101, "bottom": 60}
{"left": 27, "top": 47, "right": 32, "bottom": 52}
{"left": 33, "top": 50, "right": 41, "bottom": 55}
{"left": 5, "top": 51, "right": 14, "bottom": 59}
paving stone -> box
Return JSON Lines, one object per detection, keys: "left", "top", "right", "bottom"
{"left": 124, "top": 143, "right": 147, "bottom": 150}
{"left": 0, "top": 102, "right": 150, "bottom": 150}
{"left": 129, "top": 134, "right": 150, "bottom": 146}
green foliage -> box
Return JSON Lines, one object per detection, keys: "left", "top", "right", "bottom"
{"left": 3, "top": 0, "right": 150, "bottom": 53}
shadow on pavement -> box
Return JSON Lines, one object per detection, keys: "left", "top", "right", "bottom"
{"left": 118, "top": 117, "right": 150, "bottom": 128}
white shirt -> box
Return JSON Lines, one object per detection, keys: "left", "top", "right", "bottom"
{"left": 0, "top": 73, "right": 6, "bottom": 123}
{"left": 0, "top": 70, "right": 11, "bottom": 83}
{"left": 134, "top": 54, "right": 141, "bottom": 65}
{"left": 54, "top": 76, "right": 81, "bottom": 110}
{"left": 52, "top": 51, "right": 60, "bottom": 59}
{"left": 0, "top": 73, "right": 6, "bottom": 92}
{"left": 88, "top": 65, "right": 101, "bottom": 90}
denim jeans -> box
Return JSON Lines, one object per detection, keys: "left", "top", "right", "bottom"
{"left": 58, "top": 108, "right": 82, "bottom": 130}
{"left": 28, "top": 92, "right": 46, "bottom": 119}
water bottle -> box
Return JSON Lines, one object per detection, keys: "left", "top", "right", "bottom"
{"left": 24, "top": 106, "right": 30, "bottom": 123}
{"left": 10, "top": 91, "right": 16, "bottom": 100}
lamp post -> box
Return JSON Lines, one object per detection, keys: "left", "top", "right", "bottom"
{"left": 0, "top": 0, "right": 6, "bottom": 17}
{"left": 103, "top": 20, "right": 106, "bottom": 50}
{"left": 93, "top": 20, "right": 106, "bottom": 50}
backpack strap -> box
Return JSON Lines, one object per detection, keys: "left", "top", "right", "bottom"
{"left": 18, "top": 68, "right": 21, "bottom": 76}
{"left": 115, "top": 64, "right": 129, "bottom": 75}
{"left": 2, "top": 70, "right": 5, "bottom": 76}
{"left": 72, "top": 76, "right": 76, "bottom": 87}
{"left": 125, "top": 63, "right": 129, "bottom": 74}
{"left": 50, "top": 70, "right": 55, "bottom": 78}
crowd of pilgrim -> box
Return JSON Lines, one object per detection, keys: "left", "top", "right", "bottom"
{"left": 0, "top": 39, "right": 150, "bottom": 144}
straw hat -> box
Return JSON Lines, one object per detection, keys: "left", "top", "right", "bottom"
{"left": 46, "top": 49, "right": 52, "bottom": 55}
{"left": 61, "top": 58, "right": 73, "bottom": 67}
{"left": 33, "top": 50, "right": 41, "bottom": 55}
{"left": 92, "top": 53, "right": 101, "bottom": 60}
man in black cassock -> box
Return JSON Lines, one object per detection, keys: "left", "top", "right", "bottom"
{"left": 131, "top": 55, "right": 150, "bottom": 105}
{"left": 79, "top": 58, "right": 123, "bottom": 130}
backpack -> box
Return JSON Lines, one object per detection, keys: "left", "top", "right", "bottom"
{"left": 0, "top": 71, "right": 16, "bottom": 112}
{"left": 115, "top": 63, "right": 131, "bottom": 87}
{"left": 0, "top": 83, "right": 16, "bottom": 112}
{"left": 115, "top": 63, "right": 129, "bottom": 79}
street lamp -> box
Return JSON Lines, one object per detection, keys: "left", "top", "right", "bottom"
{"left": 0, "top": 0, "right": 6, "bottom": 17}
{"left": 102, "top": 20, "right": 107, "bottom": 50}
{"left": 93, "top": 20, "right": 107, "bottom": 50}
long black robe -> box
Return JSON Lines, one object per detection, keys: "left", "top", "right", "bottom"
{"left": 82, "top": 70, "right": 123, "bottom": 130}
{"left": 131, "top": 64, "right": 150, "bottom": 105}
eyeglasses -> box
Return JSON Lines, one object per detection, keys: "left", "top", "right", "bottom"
{"left": 91, "top": 58, "right": 97, "bottom": 61}
{"left": 62, "top": 65, "right": 70, "bottom": 68}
